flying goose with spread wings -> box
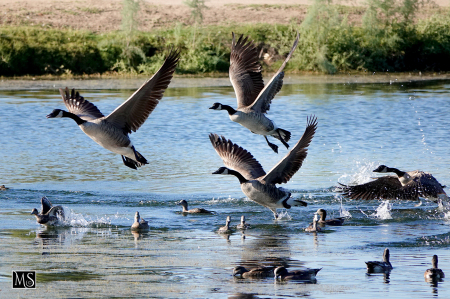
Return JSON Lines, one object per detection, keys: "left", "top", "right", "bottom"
{"left": 210, "top": 115, "right": 317, "bottom": 219}
{"left": 46, "top": 49, "right": 180, "bottom": 169}
{"left": 209, "top": 32, "right": 299, "bottom": 153}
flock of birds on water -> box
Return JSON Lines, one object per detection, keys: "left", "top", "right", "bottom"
{"left": 5, "top": 31, "right": 447, "bottom": 283}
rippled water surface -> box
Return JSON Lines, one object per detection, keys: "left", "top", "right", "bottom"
{"left": 1, "top": 76, "right": 449, "bottom": 298}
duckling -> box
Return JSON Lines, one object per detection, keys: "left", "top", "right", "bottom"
{"left": 209, "top": 32, "right": 299, "bottom": 153}
{"left": 46, "top": 50, "right": 179, "bottom": 170}
{"left": 366, "top": 248, "right": 393, "bottom": 273}
{"left": 339, "top": 165, "right": 448, "bottom": 204}
{"left": 218, "top": 216, "right": 232, "bottom": 234}
{"left": 0, "top": 185, "right": 8, "bottom": 190}
{"left": 131, "top": 211, "right": 149, "bottom": 230}
{"left": 236, "top": 215, "right": 250, "bottom": 230}
{"left": 424, "top": 255, "right": 445, "bottom": 280}
{"left": 316, "top": 208, "right": 345, "bottom": 226}
{"left": 177, "top": 200, "right": 214, "bottom": 214}
{"left": 304, "top": 213, "right": 321, "bottom": 232}
{"left": 210, "top": 115, "right": 317, "bottom": 219}
{"left": 233, "top": 266, "right": 273, "bottom": 278}
{"left": 274, "top": 266, "right": 321, "bottom": 281}
{"left": 31, "top": 196, "right": 65, "bottom": 226}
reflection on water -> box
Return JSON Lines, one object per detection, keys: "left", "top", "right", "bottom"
{"left": 1, "top": 78, "right": 450, "bottom": 298}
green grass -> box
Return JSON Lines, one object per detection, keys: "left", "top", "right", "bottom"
{"left": 1, "top": 2, "right": 450, "bottom": 77}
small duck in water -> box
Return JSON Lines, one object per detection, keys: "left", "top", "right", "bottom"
{"left": 365, "top": 248, "right": 393, "bottom": 273}
{"left": 236, "top": 215, "right": 250, "bottom": 230}
{"left": 177, "top": 200, "right": 214, "bottom": 214}
{"left": 218, "top": 216, "right": 232, "bottom": 234}
{"left": 274, "top": 266, "right": 321, "bottom": 281}
{"left": 424, "top": 255, "right": 445, "bottom": 281}
{"left": 233, "top": 266, "right": 274, "bottom": 279}
{"left": 131, "top": 211, "right": 149, "bottom": 230}
{"left": 305, "top": 213, "right": 321, "bottom": 232}
{"left": 316, "top": 208, "right": 345, "bottom": 226}
{"left": 30, "top": 196, "right": 65, "bottom": 226}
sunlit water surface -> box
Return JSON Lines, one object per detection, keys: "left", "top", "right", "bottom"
{"left": 0, "top": 76, "right": 450, "bottom": 298}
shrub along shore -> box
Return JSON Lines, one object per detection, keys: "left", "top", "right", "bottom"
{"left": 1, "top": 3, "right": 450, "bottom": 77}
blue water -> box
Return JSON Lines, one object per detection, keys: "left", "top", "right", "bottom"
{"left": 0, "top": 76, "right": 449, "bottom": 298}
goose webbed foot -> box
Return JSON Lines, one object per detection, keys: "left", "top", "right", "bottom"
{"left": 264, "top": 136, "right": 278, "bottom": 153}
{"left": 122, "top": 156, "right": 138, "bottom": 170}
{"left": 277, "top": 129, "right": 289, "bottom": 149}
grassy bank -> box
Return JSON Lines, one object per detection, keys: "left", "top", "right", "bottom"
{"left": 1, "top": 2, "right": 450, "bottom": 77}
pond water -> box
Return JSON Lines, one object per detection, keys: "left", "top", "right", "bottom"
{"left": 0, "top": 75, "right": 449, "bottom": 298}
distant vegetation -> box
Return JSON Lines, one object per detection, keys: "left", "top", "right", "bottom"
{"left": 0, "top": 0, "right": 449, "bottom": 76}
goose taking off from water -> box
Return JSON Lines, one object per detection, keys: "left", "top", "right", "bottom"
{"left": 30, "top": 196, "right": 65, "bottom": 226}
{"left": 209, "top": 32, "right": 299, "bottom": 153}
{"left": 365, "top": 248, "right": 393, "bottom": 273}
{"left": 424, "top": 255, "right": 445, "bottom": 281}
{"left": 46, "top": 50, "right": 180, "bottom": 169}
{"left": 210, "top": 115, "right": 317, "bottom": 219}
{"left": 339, "top": 165, "right": 448, "bottom": 204}
{"left": 131, "top": 211, "right": 149, "bottom": 230}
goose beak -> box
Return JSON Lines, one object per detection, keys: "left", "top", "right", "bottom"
{"left": 212, "top": 170, "right": 221, "bottom": 174}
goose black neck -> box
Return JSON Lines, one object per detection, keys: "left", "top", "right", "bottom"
{"left": 222, "top": 105, "right": 237, "bottom": 115}
{"left": 63, "top": 111, "right": 86, "bottom": 125}
{"left": 386, "top": 167, "right": 406, "bottom": 177}
{"left": 228, "top": 169, "right": 248, "bottom": 184}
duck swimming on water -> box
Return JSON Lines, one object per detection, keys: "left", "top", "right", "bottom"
{"left": 365, "top": 248, "right": 393, "bottom": 273}
{"left": 177, "top": 200, "right": 214, "bottom": 214}
{"left": 46, "top": 50, "right": 180, "bottom": 170}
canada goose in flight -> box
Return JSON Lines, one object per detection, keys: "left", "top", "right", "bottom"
{"left": 236, "top": 215, "right": 250, "bottom": 230}
{"left": 209, "top": 32, "right": 299, "bottom": 153}
{"left": 176, "top": 199, "right": 214, "bottom": 214}
{"left": 30, "top": 196, "right": 65, "bottom": 226}
{"left": 424, "top": 255, "right": 445, "bottom": 281}
{"left": 316, "top": 208, "right": 345, "bottom": 226}
{"left": 274, "top": 266, "right": 321, "bottom": 281}
{"left": 131, "top": 211, "right": 149, "bottom": 230}
{"left": 365, "top": 248, "right": 393, "bottom": 273}
{"left": 304, "top": 213, "right": 321, "bottom": 232}
{"left": 233, "top": 266, "right": 274, "bottom": 279}
{"left": 339, "top": 165, "right": 448, "bottom": 203}
{"left": 210, "top": 115, "right": 317, "bottom": 219}
{"left": 46, "top": 50, "right": 180, "bottom": 169}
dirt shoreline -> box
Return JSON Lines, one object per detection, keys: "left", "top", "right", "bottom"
{"left": 0, "top": 0, "right": 447, "bottom": 33}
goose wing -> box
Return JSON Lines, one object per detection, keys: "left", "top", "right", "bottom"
{"left": 412, "top": 171, "right": 447, "bottom": 198}
{"left": 229, "top": 33, "right": 264, "bottom": 109}
{"left": 209, "top": 133, "right": 266, "bottom": 180}
{"left": 248, "top": 32, "right": 299, "bottom": 113}
{"left": 40, "top": 196, "right": 53, "bottom": 215}
{"left": 105, "top": 49, "right": 180, "bottom": 134}
{"left": 262, "top": 115, "right": 317, "bottom": 185}
{"left": 60, "top": 88, "right": 105, "bottom": 121}
{"left": 339, "top": 176, "right": 420, "bottom": 200}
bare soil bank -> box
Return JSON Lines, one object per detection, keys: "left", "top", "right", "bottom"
{"left": 0, "top": 0, "right": 447, "bottom": 33}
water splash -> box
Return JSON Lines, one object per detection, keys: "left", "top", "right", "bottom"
{"left": 276, "top": 210, "right": 292, "bottom": 221}
{"left": 63, "top": 208, "right": 112, "bottom": 227}
{"left": 371, "top": 200, "right": 393, "bottom": 220}
{"left": 338, "top": 160, "right": 379, "bottom": 185}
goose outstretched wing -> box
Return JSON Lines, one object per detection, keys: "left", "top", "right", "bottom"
{"left": 229, "top": 33, "right": 264, "bottom": 109}
{"left": 248, "top": 32, "right": 299, "bottom": 114}
{"left": 60, "top": 88, "right": 104, "bottom": 121}
{"left": 262, "top": 115, "right": 317, "bottom": 185}
{"left": 209, "top": 133, "right": 266, "bottom": 180}
{"left": 105, "top": 49, "right": 180, "bottom": 134}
